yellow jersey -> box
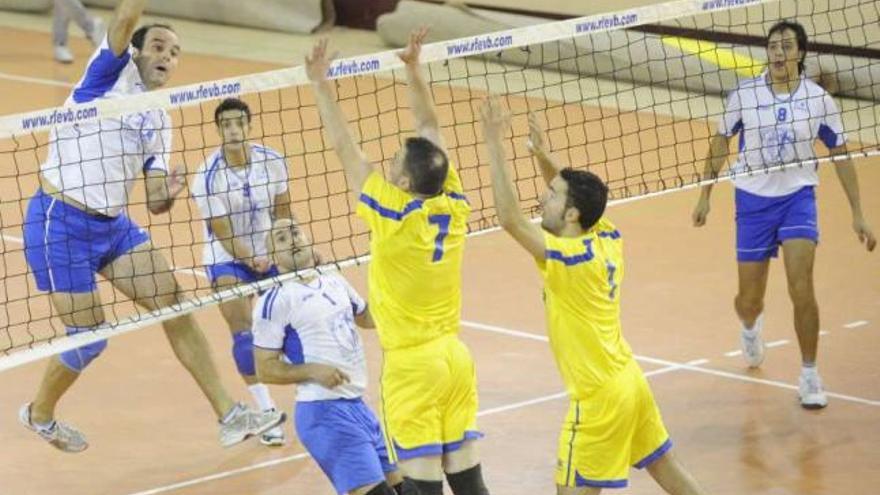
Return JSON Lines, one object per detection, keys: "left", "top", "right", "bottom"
{"left": 355, "top": 166, "right": 471, "bottom": 350}
{"left": 537, "top": 218, "right": 634, "bottom": 399}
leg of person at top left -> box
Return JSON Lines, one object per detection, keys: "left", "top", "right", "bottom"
{"left": 213, "top": 273, "right": 284, "bottom": 445}
{"left": 100, "top": 242, "right": 285, "bottom": 443}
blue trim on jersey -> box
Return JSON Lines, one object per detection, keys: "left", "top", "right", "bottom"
{"left": 448, "top": 191, "right": 468, "bottom": 202}
{"left": 142, "top": 156, "right": 157, "bottom": 173}
{"left": 738, "top": 131, "right": 745, "bottom": 153}
{"left": 358, "top": 194, "right": 423, "bottom": 221}
{"left": 261, "top": 286, "right": 280, "bottom": 319}
{"left": 72, "top": 48, "right": 131, "bottom": 103}
{"left": 817, "top": 123, "right": 839, "bottom": 149}
{"left": 546, "top": 239, "right": 595, "bottom": 266}
{"left": 252, "top": 144, "right": 284, "bottom": 161}
{"left": 575, "top": 473, "right": 628, "bottom": 489}
{"left": 729, "top": 119, "right": 743, "bottom": 137}
{"left": 634, "top": 438, "right": 673, "bottom": 469}
{"left": 597, "top": 229, "right": 621, "bottom": 240}
{"left": 283, "top": 324, "right": 305, "bottom": 364}
{"left": 205, "top": 154, "right": 223, "bottom": 195}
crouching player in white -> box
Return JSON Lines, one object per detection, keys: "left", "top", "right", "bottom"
{"left": 253, "top": 219, "right": 419, "bottom": 495}
{"left": 192, "top": 97, "right": 289, "bottom": 445}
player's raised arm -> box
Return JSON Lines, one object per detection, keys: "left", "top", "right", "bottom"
{"left": 399, "top": 27, "right": 445, "bottom": 149}
{"left": 527, "top": 112, "right": 565, "bottom": 185}
{"left": 107, "top": 0, "right": 148, "bottom": 55}
{"left": 305, "top": 40, "right": 373, "bottom": 197}
{"left": 480, "top": 97, "right": 545, "bottom": 259}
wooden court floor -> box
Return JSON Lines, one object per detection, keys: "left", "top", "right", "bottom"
{"left": 0, "top": 27, "right": 879, "bottom": 495}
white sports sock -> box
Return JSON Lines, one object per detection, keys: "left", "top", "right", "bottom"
{"left": 248, "top": 384, "right": 276, "bottom": 411}
{"left": 742, "top": 313, "right": 764, "bottom": 335}
{"left": 801, "top": 363, "right": 818, "bottom": 377}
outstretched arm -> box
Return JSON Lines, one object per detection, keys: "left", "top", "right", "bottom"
{"left": 830, "top": 144, "right": 876, "bottom": 251}
{"left": 526, "top": 112, "right": 565, "bottom": 185}
{"left": 108, "top": 0, "right": 148, "bottom": 56}
{"left": 480, "top": 98, "right": 545, "bottom": 259}
{"left": 399, "top": 27, "right": 445, "bottom": 149}
{"left": 305, "top": 40, "right": 373, "bottom": 196}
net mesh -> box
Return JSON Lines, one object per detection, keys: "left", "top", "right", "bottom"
{"left": 1, "top": 0, "right": 878, "bottom": 369}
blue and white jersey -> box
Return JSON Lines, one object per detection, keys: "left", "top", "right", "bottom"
{"left": 719, "top": 71, "right": 846, "bottom": 197}
{"left": 191, "top": 145, "right": 289, "bottom": 265}
{"left": 41, "top": 36, "right": 172, "bottom": 217}
{"left": 252, "top": 273, "right": 369, "bottom": 402}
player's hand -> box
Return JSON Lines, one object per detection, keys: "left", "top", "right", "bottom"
{"left": 305, "top": 39, "right": 337, "bottom": 83}
{"left": 692, "top": 196, "right": 710, "bottom": 227}
{"left": 479, "top": 96, "right": 510, "bottom": 138}
{"left": 853, "top": 216, "right": 876, "bottom": 252}
{"left": 526, "top": 112, "right": 546, "bottom": 155}
{"left": 250, "top": 256, "right": 271, "bottom": 274}
{"left": 398, "top": 26, "right": 429, "bottom": 66}
{"left": 308, "top": 364, "right": 350, "bottom": 389}
{"left": 167, "top": 165, "right": 187, "bottom": 199}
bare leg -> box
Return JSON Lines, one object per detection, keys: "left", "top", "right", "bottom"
{"left": 101, "top": 243, "right": 235, "bottom": 418}
{"left": 646, "top": 451, "right": 708, "bottom": 495}
{"left": 781, "top": 240, "right": 819, "bottom": 365}
{"left": 557, "top": 485, "right": 601, "bottom": 495}
{"left": 734, "top": 260, "right": 770, "bottom": 328}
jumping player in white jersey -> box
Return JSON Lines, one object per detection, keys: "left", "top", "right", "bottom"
{"left": 192, "top": 97, "right": 290, "bottom": 446}
{"left": 253, "top": 218, "right": 418, "bottom": 495}
{"left": 692, "top": 20, "right": 875, "bottom": 409}
{"left": 19, "top": 0, "right": 284, "bottom": 452}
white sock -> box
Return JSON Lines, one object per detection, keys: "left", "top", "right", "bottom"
{"left": 801, "top": 363, "right": 818, "bottom": 377}
{"left": 742, "top": 313, "right": 764, "bottom": 335}
{"left": 248, "top": 384, "right": 276, "bottom": 411}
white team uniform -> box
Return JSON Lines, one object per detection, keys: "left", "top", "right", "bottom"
{"left": 191, "top": 145, "right": 289, "bottom": 266}
{"left": 41, "top": 36, "right": 172, "bottom": 217}
{"left": 719, "top": 71, "right": 847, "bottom": 197}
{"left": 252, "top": 273, "right": 369, "bottom": 402}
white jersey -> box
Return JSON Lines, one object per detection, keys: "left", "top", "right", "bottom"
{"left": 252, "top": 273, "right": 369, "bottom": 402}
{"left": 191, "top": 145, "right": 289, "bottom": 266}
{"left": 719, "top": 71, "right": 846, "bottom": 197}
{"left": 41, "top": 36, "right": 172, "bottom": 217}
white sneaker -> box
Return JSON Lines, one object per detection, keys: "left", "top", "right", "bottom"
{"left": 19, "top": 403, "right": 88, "bottom": 453}
{"left": 259, "top": 423, "right": 285, "bottom": 447}
{"left": 799, "top": 372, "right": 828, "bottom": 410}
{"left": 740, "top": 327, "right": 765, "bottom": 368}
{"left": 219, "top": 403, "right": 285, "bottom": 448}
{"left": 53, "top": 45, "right": 74, "bottom": 64}
{"left": 87, "top": 18, "right": 106, "bottom": 47}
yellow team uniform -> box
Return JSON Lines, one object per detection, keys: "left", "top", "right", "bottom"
{"left": 538, "top": 219, "right": 671, "bottom": 489}
{"left": 355, "top": 165, "right": 480, "bottom": 461}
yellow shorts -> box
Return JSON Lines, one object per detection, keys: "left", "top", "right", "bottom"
{"left": 380, "top": 334, "right": 481, "bottom": 462}
{"left": 556, "top": 359, "right": 671, "bottom": 489}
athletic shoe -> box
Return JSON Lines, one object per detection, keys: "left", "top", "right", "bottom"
{"left": 19, "top": 403, "right": 88, "bottom": 453}
{"left": 219, "top": 403, "right": 285, "bottom": 448}
{"left": 740, "top": 327, "right": 765, "bottom": 368}
{"left": 799, "top": 372, "right": 828, "bottom": 409}
{"left": 54, "top": 45, "right": 74, "bottom": 64}
{"left": 260, "top": 422, "right": 285, "bottom": 447}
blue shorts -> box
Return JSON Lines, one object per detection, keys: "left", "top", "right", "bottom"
{"left": 205, "top": 261, "right": 279, "bottom": 285}
{"left": 735, "top": 186, "right": 819, "bottom": 262}
{"left": 296, "top": 398, "right": 396, "bottom": 494}
{"left": 23, "top": 189, "right": 149, "bottom": 293}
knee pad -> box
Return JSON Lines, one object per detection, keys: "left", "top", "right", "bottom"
{"left": 365, "top": 481, "right": 396, "bottom": 495}
{"left": 446, "top": 464, "right": 489, "bottom": 495}
{"left": 59, "top": 330, "right": 108, "bottom": 373}
{"left": 232, "top": 330, "right": 255, "bottom": 376}
{"left": 393, "top": 478, "right": 422, "bottom": 495}
{"left": 411, "top": 479, "right": 443, "bottom": 495}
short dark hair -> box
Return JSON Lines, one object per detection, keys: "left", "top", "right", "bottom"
{"left": 559, "top": 168, "right": 608, "bottom": 231}
{"left": 402, "top": 137, "right": 448, "bottom": 196}
{"left": 767, "top": 20, "right": 808, "bottom": 74}
{"left": 214, "top": 98, "right": 252, "bottom": 124}
{"left": 131, "top": 23, "right": 176, "bottom": 51}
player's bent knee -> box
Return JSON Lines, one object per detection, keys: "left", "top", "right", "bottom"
{"left": 443, "top": 440, "right": 480, "bottom": 474}
{"left": 393, "top": 478, "right": 421, "bottom": 495}
{"left": 59, "top": 338, "right": 108, "bottom": 372}
{"left": 446, "top": 464, "right": 489, "bottom": 495}
{"left": 232, "top": 330, "right": 256, "bottom": 376}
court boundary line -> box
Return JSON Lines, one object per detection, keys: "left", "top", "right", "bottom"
{"left": 459, "top": 319, "right": 880, "bottom": 407}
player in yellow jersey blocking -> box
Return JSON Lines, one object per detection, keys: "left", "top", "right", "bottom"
{"left": 306, "top": 29, "right": 489, "bottom": 495}
{"left": 480, "top": 97, "right": 708, "bottom": 494}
